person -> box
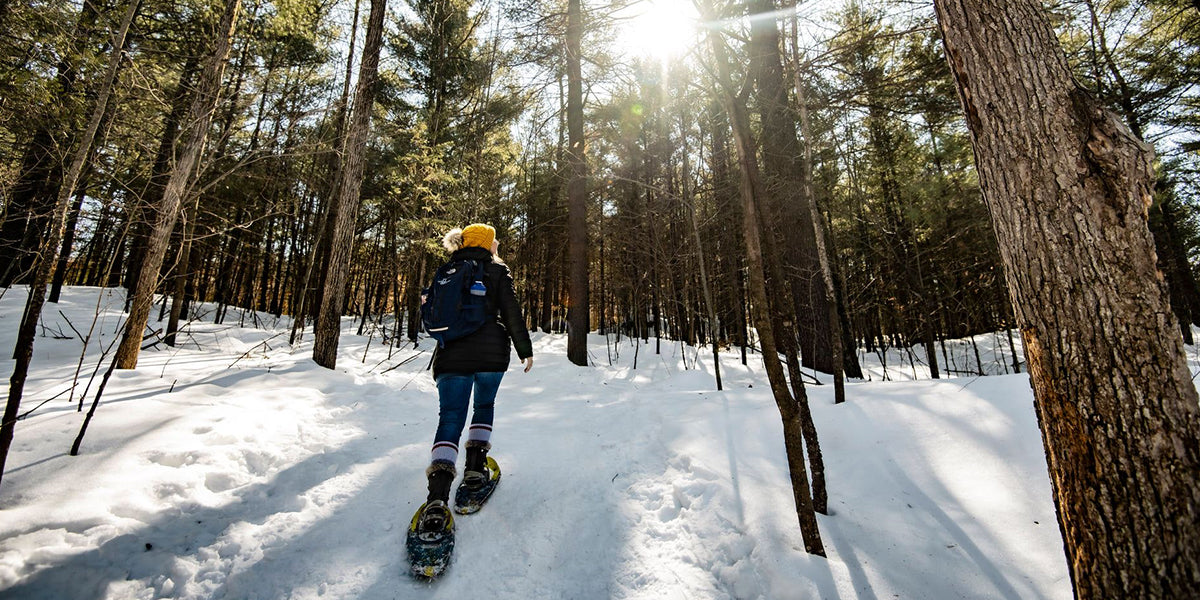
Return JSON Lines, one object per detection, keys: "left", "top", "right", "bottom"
{"left": 419, "top": 223, "right": 533, "bottom": 529}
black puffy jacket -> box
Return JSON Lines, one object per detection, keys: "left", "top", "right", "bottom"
{"left": 430, "top": 246, "right": 533, "bottom": 378}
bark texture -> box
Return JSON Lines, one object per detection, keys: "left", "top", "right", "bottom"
{"left": 565, "top": 0, "right": 589, "bottom": 366}
{"left": 113, "top": 0, "right": 241, "bottom": 369}
{"left": 933, "top": 1, "right": 1200, "bottom": 596}
{"left": 312, "top": 0, "right": 386, "bottom": 369}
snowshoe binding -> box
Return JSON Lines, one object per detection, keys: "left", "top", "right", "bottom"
{"left": 454, "top": 455, "right": 501, "bottom": 514}
{"left": 406, "top": 500, "right": 455, "bottom": 579}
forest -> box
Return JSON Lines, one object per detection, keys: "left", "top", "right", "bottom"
{"left": 6, "top": 0, "right": 1198, "bottom": 379}
{"left": 2, "top": 0, "right": 1199, "bottom": 597}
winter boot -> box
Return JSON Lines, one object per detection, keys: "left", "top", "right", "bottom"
{"left": 462, "top": 441, "right": 491, "bottom": 488}
{"left": 426, "top": 461, "right": 456, "bottom": 503}
{"left": 420, "top": 462, "right": 456, "bottom": 533}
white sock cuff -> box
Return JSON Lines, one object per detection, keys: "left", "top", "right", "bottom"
{"left": 431, "top": 441, "right": 458, "bottom": 465}
{"left": 467, "top": 424, "right": 492, "bottom": 444}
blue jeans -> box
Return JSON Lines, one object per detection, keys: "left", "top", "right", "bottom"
{"left": 431, "top": 372, "right": 505, "bottom": 464}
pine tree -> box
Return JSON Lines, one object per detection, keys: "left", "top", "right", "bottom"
{"left": 933, "top": 0, "right": 1200, "bottom": 595}
{"left": 313, "top": 0, "right": 388, "bottom": 369}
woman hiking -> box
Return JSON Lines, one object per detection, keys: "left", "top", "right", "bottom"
{"left": 416, "top": 223, "right": 533, "bottom": 534}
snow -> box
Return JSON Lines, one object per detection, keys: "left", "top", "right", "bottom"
{"left": 0, "top": 287, "right": 1086, "bottom": 598}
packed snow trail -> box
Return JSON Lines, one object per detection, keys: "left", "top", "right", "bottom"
{"left": 0, "top": 288, "right": 1076, "bottom": 598}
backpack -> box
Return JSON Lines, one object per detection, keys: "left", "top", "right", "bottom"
{"left": 421, "top": 259, "right": 489, "bottom": 348}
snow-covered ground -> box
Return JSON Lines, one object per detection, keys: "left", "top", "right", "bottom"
{"left": 0, "top": 287, "right": 1099, "bottom": 598}
{"left": 854, "top": 330, "right": 1026, "bottom": 382}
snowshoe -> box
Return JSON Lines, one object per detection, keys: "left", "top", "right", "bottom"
{"left": 454, "top": 455, "right": 501, "bottom": 514}
{"left": 406, "top": 500, "right": 455, "bottom": 578}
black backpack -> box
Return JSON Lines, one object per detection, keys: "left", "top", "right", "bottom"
{"left": 420, "top": 259, "right": 489, "bottom": 347}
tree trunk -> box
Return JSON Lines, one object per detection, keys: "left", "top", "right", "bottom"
{"left": 165, "top": 197, "right": 199, "bottom": 347}
{"left": 682, "top": 108, "right": 722, "bottom": 390}
{"left": 306, "top": 0, "right": 360, "bottom": 332}
{"left": 49, "top": 180, "right": 90, "bottom": 303}
{"left": 565, "top": 0, "right": 589, "bottom": 366}
{"left": 312, "top": 0, "right": 386, "bottom": 369}
{"left": 122, "top": 54, "right": 199, "bottom": 305}
{"left": 0, "top": 0, "right": 103, "bottom": 287}
{"left": 789, "top": 23, "right": 845, "bottom": 402}
{"left": 747, "top": 0, "right": 832, "bottom": 375}
{"left": 113, "top": 0, "right": 239, "bottom": 368}
{"left": 704, "top": 14, "right": 825, "bottom": 556}
{"left": 405, "top": 250, "right": 426, "bottom": 344}
{"left": 0, "top": 0, "right": 141, "bottom": 489}
{"left": 933, "top": 1, "right": 1200, "bottom": 596}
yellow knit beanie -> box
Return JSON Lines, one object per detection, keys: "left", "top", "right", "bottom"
{"left": 461, "top": 223, "right": 496, "bottom": 250}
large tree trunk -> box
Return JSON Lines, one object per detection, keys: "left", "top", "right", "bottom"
{"left": 312, "top": 0, "right": 386, "bottom": 369}
{"left": 746, "top": 0, "right": 832, "bottom": 375}
{"left": 933, "top": 1, "right": 1200, "bottom": 596}
{"left": 122, "top": 54, "right": 200, "bottom": 309}
{"left": 301, "top": 0, "right": 360, "bottom": 339}
{"left": 113, "top": 0, "right": 241, "bottom": 369}
{"left": 0, "top": 0, "right": 141, "bottom": 489}
{"left": 565, "top": 0, "right": 589, "bottom": 366}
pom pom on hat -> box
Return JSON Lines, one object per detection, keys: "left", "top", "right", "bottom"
{"left": 461, "top": 223, "right": 496, "bottom": 250}
{"left": 442, "top": 228, "right": 464, "bottom": 252}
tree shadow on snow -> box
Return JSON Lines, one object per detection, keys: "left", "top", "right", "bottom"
{"left": 2, "top": 431, "right": 405, "bottom": 600}
{"left": 881, "top": 461, "right": 1029, "bottom": 599}
{"left": 4, "top": 361, "right": 626, "bottom": 600}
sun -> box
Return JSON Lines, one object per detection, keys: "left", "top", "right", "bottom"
{"left": 618, "top": 0, "right": 701, "bottom": 62}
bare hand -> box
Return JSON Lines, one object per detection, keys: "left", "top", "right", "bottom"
{"left": 523, "top": 357, "right": 533, "bottom": 373}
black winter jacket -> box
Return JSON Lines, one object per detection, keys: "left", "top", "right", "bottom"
{"left": 431, "top": 246, "right": 533, "bottom": 379}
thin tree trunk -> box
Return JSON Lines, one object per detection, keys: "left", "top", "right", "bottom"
{"left": 789, "top": 27, "right": 844, "bottom": 403}
{"left": 0, "top": 0, "right": 141, "bottom": 489}
{"left": 1006, "top": 322, "right": 1021, "bottom": 374}
{"left": 682, "top": 117, "right": 722, "bottom": 390}
{"left": 737, "top": 263, "right": 748, "bottom": 365}
{"left": 703, "top": 13, "right": 825, "bottom": 556}
{"left": 747, "top": 0, "right": 831, "bottom": 374}
{"left": 165, "top": 197, "right": 198, "bottom": 346}
{"left": 933, "top": 1, "right": 1200, "bottom": 596}
{"left": 405, "top": 250, "right": 426, "bottom": 344}
{"left": 114, "top": 0, "right": 240, "bottom": 369}
{"left": 49, "top": 181, "right": 90, "bottom": 303}
{"left": 312, "top": 0, "right": 386, "bottom": 369}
